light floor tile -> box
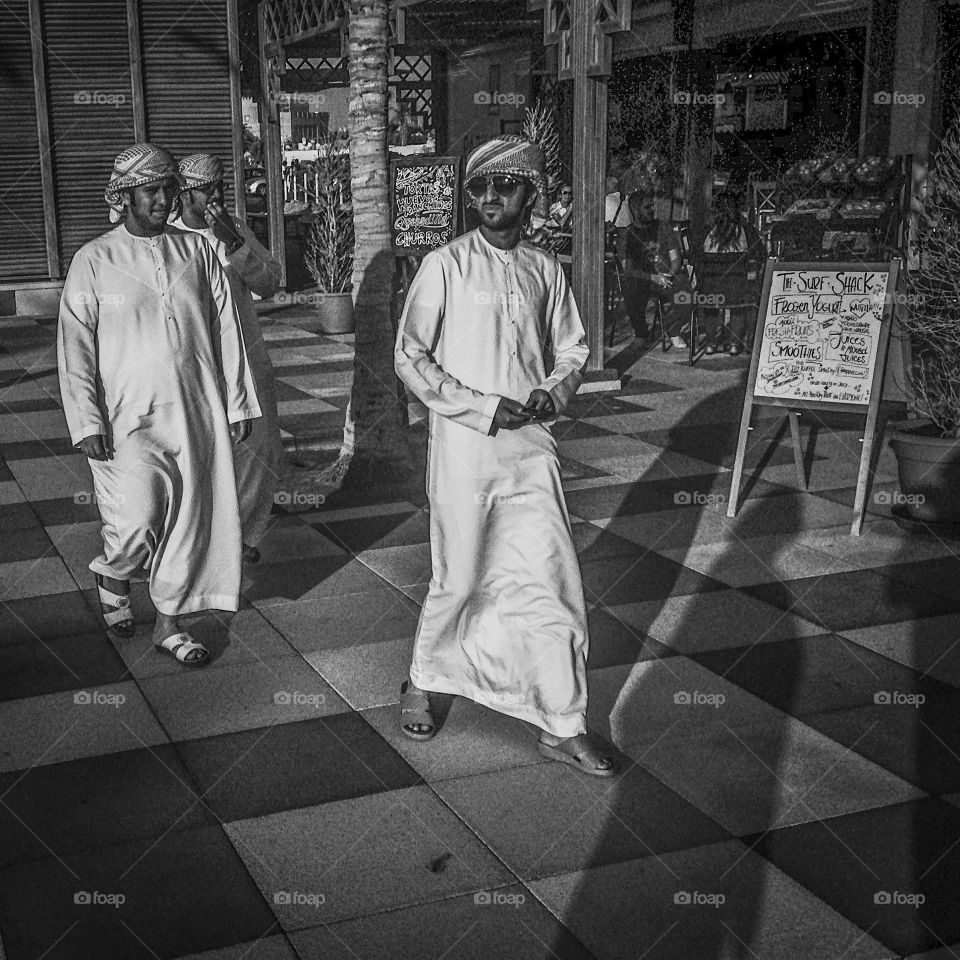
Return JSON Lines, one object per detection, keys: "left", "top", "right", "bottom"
{"left": 357, "top": 544, "right": 433, "bottom": 587}
{"left": 225, "top": 784, "right": 514, "bottom": 928}
{"left": 0, "top": 556, "right": 76, "bottom": 600}
{"left": 0, "top": 409, "right": 68, "bottom": 443}
{"left": 6, "top": 453, "right": 92, "bottom": 500}
{"left": 139, "top": 653, "right": 349, "bottom": 740}
{"left": 304, "top": 635, "right": 416, "bottom": 710}
{"left": 167, "top": 936, "right": 298, "bottom": 960}
{"left": 0, "top": 680, "right": 168, "bottom": 772}
{"left": 0, "top": 481, "right": 25, "bottom": 505}
{"left": 276, "top": 398, "right": 339, "bottom": 416}
{"left": 529, "top": 841, "right": 894, "bottom": 960}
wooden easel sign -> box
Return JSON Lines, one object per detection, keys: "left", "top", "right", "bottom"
{"left": 727, "top": 259, "right": 901, "bottom": 535}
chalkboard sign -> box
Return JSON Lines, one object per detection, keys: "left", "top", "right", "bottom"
{"left": 390, "top": 156, "right": 460, "bottom": 254}
{"left": 753, "top": 266, "right": 890, "bottom": 407}
{"left": 728, "top": 259, "right": 901, "bottom": 535}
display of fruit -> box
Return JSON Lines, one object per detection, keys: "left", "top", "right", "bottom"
{"left": 783, "top": 156, "right": 831, "bottom": 182}
{"left": 853, "top": 155, "right": 897, "bottom": 183}
{"left": 818, "top": 157, "right": 859, "bottom": 183}
{"left": 838, "top": 199, "right": 889, "bottom": 219}
{"left": 784, "top": 198, "right": 839, "bottom": 219}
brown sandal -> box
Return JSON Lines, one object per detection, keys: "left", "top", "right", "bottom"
{"left": 538, "top": 733, "right": 618, "bottom": 777}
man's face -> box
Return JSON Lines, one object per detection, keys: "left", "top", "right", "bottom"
{"left": 558, "top": 187, "right": 573, "bottom": 206}
{"left": 124, "top": 178, "right": 178, "bottom": 232}
{"left": 473, "top": 176, "right": 536, "bottom": 231}
{"left": 181, "top": 180, "right": 224, "bottom": 221}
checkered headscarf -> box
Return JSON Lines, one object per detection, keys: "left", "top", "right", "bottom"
{"left": 178, "top": 153, "right": 224, "bottom": 190}
{"left": 104, "top": 143, "right": 181, "bottom": 222}
{"left": 464, "top": 136, "right": 549, "bottom": 219}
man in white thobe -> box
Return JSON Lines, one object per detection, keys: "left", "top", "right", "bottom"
{"left": 395, "top": 137, "right": 616, "bottom": 776}
{"left": 172, "top": 153, "right": 283, "bottom": 563}
{"left": 57, "top": 143, "right": 260, "bottom": 666}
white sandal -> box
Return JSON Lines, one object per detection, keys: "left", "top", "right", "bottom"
{"left": 155, "top": 632, "right": 210, "bottom": 667}
{"left": 95, "top": 576, "right": 135, "bottom": 637}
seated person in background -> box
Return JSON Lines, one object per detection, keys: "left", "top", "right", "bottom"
{"left": 619, "top": 189, "right": 690, "bottom": 347}
{"left": 701, "top": 189, "right": 765, "bottom": 356}
{"left": 549, "top": 184, "right": 574, "bottom": 230}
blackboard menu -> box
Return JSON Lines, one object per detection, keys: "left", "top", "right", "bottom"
{"left": 753, "top": 267, "right": 890, "bottom": 406}
{"left": 390, "top": 156, "right": 459, "bottom": 254}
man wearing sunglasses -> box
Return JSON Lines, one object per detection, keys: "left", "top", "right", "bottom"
{"left": 394, "top": 136, "right": 617, "bottom": 777}
{"left": 172, "top": 153, "right": 283, "bottom": 566}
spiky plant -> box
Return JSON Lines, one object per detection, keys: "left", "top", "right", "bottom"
{"left": 522, "top": 99, "right": 562, "bottom": 198}
{"left": 304, "top": 129, "right": 354, "bottom": 293}
{"left": 904, "top": 120, "right": 960, "bottom": 437}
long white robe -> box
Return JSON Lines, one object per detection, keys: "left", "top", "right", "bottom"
{"left": 173, "top": 216, "right": 283, "bottom": 547}
{"left": 57, "top": 224, "right": 261, "bottom": 616}
{"left": 395, "top": 229, "right": 590, "bottom": 737}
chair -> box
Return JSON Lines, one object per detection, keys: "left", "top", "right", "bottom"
{"left": 686, "top": 252, "right": 763, "bottom": 366}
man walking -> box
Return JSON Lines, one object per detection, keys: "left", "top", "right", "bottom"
{"left": 394, "top": 136, "right": 616, "bottom": 776}
{"left": 172, "top": 153, "right": 283, "bottom": 563}
{"left": 57, "top": 143, "right": 260, "bottom": 665}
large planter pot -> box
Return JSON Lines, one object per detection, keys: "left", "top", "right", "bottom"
{"left": 889, "top": 419, "right": 960, "bottom": 524}
{"left": 314, "top": 291, "right": 354, "bottom": 334}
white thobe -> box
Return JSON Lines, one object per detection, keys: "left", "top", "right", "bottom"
{"left": 395, "top": 229, "right": 590, "bottom": 737}
{"left": 173, "top": 216, "right": 283, "bottom": 547}
{"left": 57, "top": 224, "right": 261, "bottom": 615}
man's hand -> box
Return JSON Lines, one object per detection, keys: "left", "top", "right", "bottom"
{"left": 204, "top": 201, "right": 244, "bottom": 252}
{"left": 492, "top": 398, "right": 532, "bottom": 431}
{"left": 522, "top": 388, "right": 556, "bottom": 420}
{"left": 78, "top": 434, "right": 112, "bottom": 461}
{"left": 230, "top": 419, "right": 253, "bottom": 444}
{"left": 651, "top": 272, "right": 673, "bottom": 290}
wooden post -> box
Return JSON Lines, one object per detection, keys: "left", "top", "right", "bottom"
{"left": 125, "top": 0, "right": 147, "bottom": 141}
{"left": 226, "top": 0, "right": 246, "bottom": 221}
{"left": 570, "top": 0, "right": 607, "bottom": 372}
{"left": 259, "top": 2, "right": 287, "bottom": 289}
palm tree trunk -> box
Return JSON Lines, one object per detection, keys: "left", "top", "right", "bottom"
{"left": 328, "top": 0, "right": 409, "bottom": 487}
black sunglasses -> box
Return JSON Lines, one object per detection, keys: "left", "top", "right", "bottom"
{"left": 465, "top": 175, "right": 525, "bottom": 199}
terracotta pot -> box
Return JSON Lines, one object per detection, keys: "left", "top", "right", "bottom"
{"left": 889, "top": 419, "right": 960, "bottom": 523}
{"left": 314, "top": 291, "right": 354, "bottom": 334}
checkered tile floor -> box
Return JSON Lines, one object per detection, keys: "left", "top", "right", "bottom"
{"left": 0, "top": 310, "right": 958, "bottom": 960}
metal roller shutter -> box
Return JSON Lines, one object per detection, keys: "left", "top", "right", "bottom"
{"left": 0, "top": 1, "right": 48, "bottom": 281}
{"left": 44, "top": 0, "right": 136, "bottom": 268}
{"left": 140, "top": 0, "right": 236, "bottom": 206}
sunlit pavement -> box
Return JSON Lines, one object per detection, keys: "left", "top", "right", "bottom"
{"left": 0, "top": 312, "right": 958, "bottom": 959}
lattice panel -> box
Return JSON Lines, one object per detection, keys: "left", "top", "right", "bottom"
{"left": 285, "top": 56, "right": 349, "bottom": 86}
{"left": 263, "top": 0, "right": 346, "bottom": 45}
{"left": 390, "top": 54, "right": 432, "bottom": 84}
{"left": 529, "top": 0, "right": 631, "bottom": 78}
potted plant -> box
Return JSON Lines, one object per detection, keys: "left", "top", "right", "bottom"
{"left": 303, "top": 129, "right": 355, "bottom": 334}
{"left": 889, "top": 121, "right": 960, "bottom": 528}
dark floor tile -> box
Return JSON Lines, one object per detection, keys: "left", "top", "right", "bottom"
{"left": 0, "top": 825, "right": 279, "bottom": 960}
{"left": 550, "top": 419, "right": 617, "bottom": 441}
{"left": 0, "top": 397, "right": 60, "bottom": 414}
{"left": 315, "top": 509, "right": 426, "bottom": 552}
{"left": 273, "top": 379, "right": 318, "bottom": 402}
{"left": 0, "top": 501, "right": 40, "bottom": 530}
{"left": 747, "top": 798, "right": 960, "bottom": 956}
{"left": 0, "top": 744, "right": 216, "bottom": 868}
{"left": 559, "top": 457, "right": 610, "bottom": 481}
{"left": 0, "top": 437, "right": 79, "bottom": 460}
{"left": 175, "top": 712, "right": 422, "bottom": 822}
{"left": 0, "top": 367, "right": 55, "bottom": 389}
{"left": 243, "top": 556, "right": 386, "bottom": 603}
{"left": 0, "top": 458, "right": 12, "bottom": 481}
{"left": 803, "top": 691, "right": 960, "bottom": 794}
{"left": 30, "top": 495, "right": 106, "bottom": 526}
{"left": 586, "top": 606, "right": 675, "bottom": 669}
{"left": 565, "top": 395, "right": 652, "bottom": 419}
{"left": 0, "top": 631, "right": 129, "bottom": 702}
{"left": 274, "top": 361, "right": 352, "bottom": 378}
{"left": 0, "top": 591, "right": 101, "bottom": 644}
{"left": 875, "top": 557, "right": 960, "bottom": 597}
{"left": 580, "top": 553, "right": 725, "bottom": 606}
{"left": 572, "top": 524, "right": 657, "bottom": 563}
{"left": 619, "top": 377, "right": 683, "bottom": 396}
{"left": 742, "top": 569, "right": 960, "bottom": 633}
{"left": 0, "top": 523, "right": 56, "bottom": 563}
{"left": 277, "top": 411, "right": 346, "bottom": 437}
{"left": 689, "top": 634, "right": 954, "bottom": 718}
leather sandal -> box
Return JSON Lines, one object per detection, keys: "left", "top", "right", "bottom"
{"left": 538, "top": 733, "right": 618, "bottom": 777}
{"left": 155, "top": 632, "right": 210, "bottom": 667}
{"left": 399, "top": 681, "right": 436, "bottom": 740}
{"left": 95, "top": 575, "right": 135, "bottom": 638}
